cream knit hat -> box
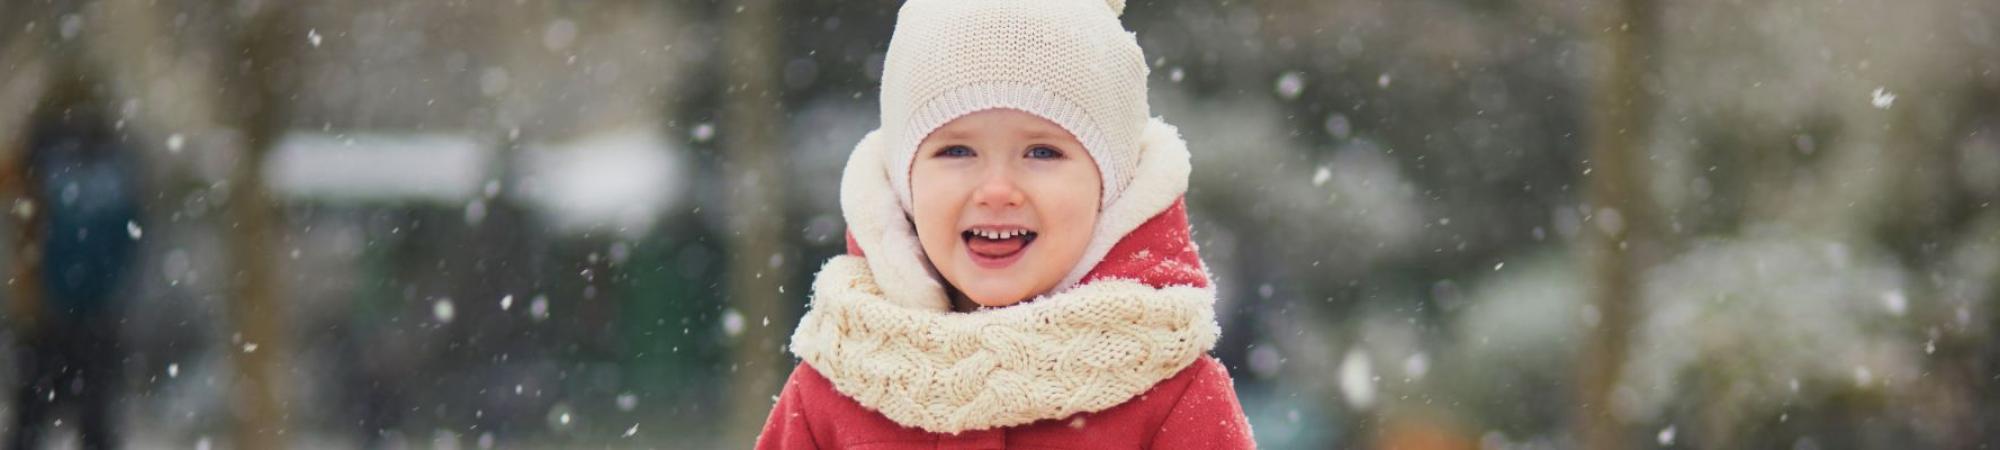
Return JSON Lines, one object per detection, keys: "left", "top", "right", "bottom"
{"left": 880, "top": 0, "right": 1151, "bottom": 212}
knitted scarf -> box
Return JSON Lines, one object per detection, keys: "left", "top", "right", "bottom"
{"left": 789, "top": 118, "right": 1221, "bottom": 434}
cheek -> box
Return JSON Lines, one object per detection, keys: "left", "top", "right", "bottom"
{"left": 1027, "top": 172, "right": 1102, "bottom": 262}
{"left": 1040, "top": 165, "right": 1102, "bottom": 219}
{"left": 1040, "top": 207, "right": 1098, "bottom": 261}
{"left": 909, "top": 170, "right": 967, "bottom": 258}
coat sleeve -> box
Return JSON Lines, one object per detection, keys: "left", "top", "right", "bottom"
{"left": 754, "top": 364, "right": 820, "bottom": 450}
{"left": 1151, "top": 357, "right": 1256, "bottom": 449}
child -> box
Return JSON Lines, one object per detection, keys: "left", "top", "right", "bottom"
{"left": 758, "top": 0, "right": 1254, "bottom": 448}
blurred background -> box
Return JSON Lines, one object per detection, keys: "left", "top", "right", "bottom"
{"left": 0, "top": 0, "right": 1996, "bottom": 448}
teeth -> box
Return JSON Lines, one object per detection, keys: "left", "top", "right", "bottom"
{"left": 969, "top": 229, "right": 1032, "bottom": 240}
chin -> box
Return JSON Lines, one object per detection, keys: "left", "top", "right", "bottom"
{"left": 966, "top": 291, "right": 1029, "bottom": 308}
{"left": 960, "top": 280, "right": 1032, "bottom": 308}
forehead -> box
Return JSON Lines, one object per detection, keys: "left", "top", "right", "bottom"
{"left": 932, "top": 109, "right": 1074, "bottom": 141}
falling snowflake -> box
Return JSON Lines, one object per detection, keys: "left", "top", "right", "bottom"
{"left": 464, "top": 200, "right": 488, "bottom": 225}
{"left": 1248, "top": 345, "right": 1283, "bottom": 377}
{"left": 723, "top": 309, "right": 745, "bottom": 337}
{"left": 1323, "top": 114, "right": 1352, "bottom": 139}
{"left": 307, "top": 28, "right": 323, "bottom": 47}
{"left": 433, "top": 298, "right": 456, "bottom": 323}
{"left": 1870, "top": 87, "right": 1895, "bottom": 109}
{"left": 1274, "top": 72, "right": 1306, "bottom": 100}
{"left": 1403, "top": 353, "right": 1429, "bottom": 379}
{"left": 1338, "top": 348, "right": 1375, "bottom": 409}
{"left": 1881, "top": 290, "right": 1907, "bottom": 316}
{"left": 691, "top": 123, "right": 716, "bottom": 143}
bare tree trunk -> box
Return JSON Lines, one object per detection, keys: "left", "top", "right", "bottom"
{"left": 721, "top": 0, "right": 792, "bottom": 444}
{"left": 1576, "top": 0, "right": 1664, "bottom": 448}
{"left": 218, "top": 6, "right": 301, "bottom": 449}
{"left": 222, "top": 145, "right": 288, "bottom": 450}
{"left": 0, "top": 37, "right": 50, "bottom": 340}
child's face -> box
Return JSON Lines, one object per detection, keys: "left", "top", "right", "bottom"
{"left": 910, "top": 109, "right": 1101, "bottom": 308}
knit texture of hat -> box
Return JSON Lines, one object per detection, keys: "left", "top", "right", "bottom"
{"left": 879, "top": 0, "right": 1150, "bottom": 212}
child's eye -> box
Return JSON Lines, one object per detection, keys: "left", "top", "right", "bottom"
{"left": 935, "top": 145, "right": 974, "bottom": 158}
{"left": 1026, "top": 145, "right": 1064, "bottom": 159}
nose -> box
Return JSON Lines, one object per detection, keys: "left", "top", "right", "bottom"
{"left": 971, "top": 170, "right": 1025, "bottom": 209}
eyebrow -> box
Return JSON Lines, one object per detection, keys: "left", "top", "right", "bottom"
{"left": 937, "top": 128, "right": 1061, "bottom": 140}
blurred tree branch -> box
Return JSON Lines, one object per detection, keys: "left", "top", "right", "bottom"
{"left": 721, "top": 0, "right": 794, "bottom": 444}
{"left": 1576, "top": 0, "right": 1665, "bottom": 447}
{"left": 209, "top": 1, "right": 301, "bottom": 447}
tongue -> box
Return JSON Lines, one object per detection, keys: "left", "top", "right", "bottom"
{"left": 968, "top": 236, "right": 1027, "bottom": 257}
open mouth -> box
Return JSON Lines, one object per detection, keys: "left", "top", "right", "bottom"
{"left": 963, "top": 227, "right": 1038, "bottom": 268}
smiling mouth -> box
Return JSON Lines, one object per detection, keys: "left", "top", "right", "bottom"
{"left": 963, "top": 228, "right": 1038, "bottom": 262}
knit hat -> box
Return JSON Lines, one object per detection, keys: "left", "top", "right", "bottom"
{"left": 880, "top": 0, "right": 1151, "bottom": 213}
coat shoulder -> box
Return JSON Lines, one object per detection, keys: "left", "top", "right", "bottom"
{"left": 769, "top": 362, "right": 946, "bottom": 448}
{"left": 781, "top": 362, "right": 857, "bottom": 420}
{"left": 1150, "top": 356, "right": 1256, "bottom": 449}
{"left": 788, "top": 362, "right": 835, "bottom": 393}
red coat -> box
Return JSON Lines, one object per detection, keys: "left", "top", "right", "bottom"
{"left": 757, "top": 200, "right": 1254, "bottom": 449}
{"left": 759, "top": 356, "right": 1251, "bottom": 449}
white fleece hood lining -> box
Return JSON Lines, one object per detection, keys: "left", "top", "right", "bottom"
{"left": 837, "top": 118, "right": 1193, "bottom": 312}
{"left": 792, "top": 118, "right": 1215, "bottom": 433}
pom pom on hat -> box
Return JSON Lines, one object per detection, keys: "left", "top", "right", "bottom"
{"left": 878, "top": 0, "right": 1151, "bottom": 213}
